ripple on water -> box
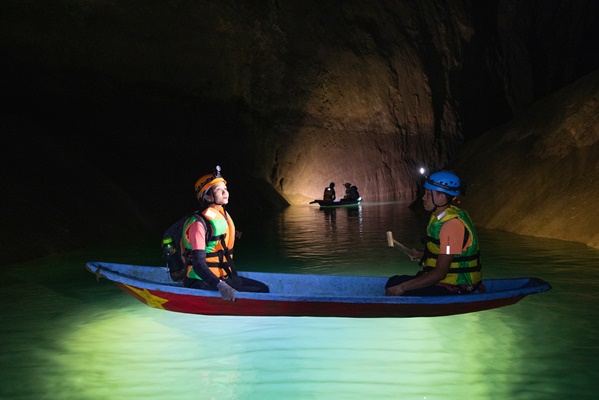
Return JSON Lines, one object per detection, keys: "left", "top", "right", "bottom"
{"left": 2, "top": 203, "right": 599, "bottom": 399}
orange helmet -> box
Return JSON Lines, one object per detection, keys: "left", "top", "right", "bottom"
{"left": 194, "top": 165, "right": 226, "bottom": 200}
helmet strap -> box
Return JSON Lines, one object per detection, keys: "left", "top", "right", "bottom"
{"left": 431, "top": 192, "right": 452, "bottom": 211}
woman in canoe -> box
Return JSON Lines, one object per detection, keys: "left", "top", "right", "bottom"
{"left": 385, "top": 170, "right": 483, "bottom": 296}
{"left": 182, "top": 165, "right": 269, "bottom": 301}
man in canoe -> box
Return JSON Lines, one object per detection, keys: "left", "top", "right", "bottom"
{"left": 323, "top": 182, "right": 336, "bottom": 201}
{"left": 385, "top": 170, "right": 483, "bottom": 296}
{"left": 182, "top": 165, "right": 269, "bottom": 301}
{"left": 349, "top": 185, "right": 360, "bottom": 200}
{"left": 343, "top": 182, "right": 360, "bottom": 200}
{"left": 343, "top": 182, "right": 352, "bottom": 199}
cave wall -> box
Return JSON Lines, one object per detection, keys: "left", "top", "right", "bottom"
{"left": 1, "top": 0, "right": 472, "bottom": 203}
{"left": 2, "top": 0, "right": 599, "bottom": 265}
{"left": 452, "top": 69, "right": 599, "bottom": 248}
{"left": 4, "top": 1, "right": 598, "bottom": 203}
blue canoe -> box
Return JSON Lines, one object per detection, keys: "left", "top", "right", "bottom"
{"left": 85, "top": 262, "right": 551, "bottom": 318}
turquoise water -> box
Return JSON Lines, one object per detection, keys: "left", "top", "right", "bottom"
{"left": 1, "top": 202, "right": 598, "bottom": 399}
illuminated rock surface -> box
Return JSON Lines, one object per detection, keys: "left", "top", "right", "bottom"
{"left": 453, "top": 70, "right": 599, "bottom": 248}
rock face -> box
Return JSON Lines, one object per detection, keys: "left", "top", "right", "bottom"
{"left": 452, "top": 69, "right": 599, "bottom": 248}
{"left": 1, "top": 0, "right": 599, "bottom": 266}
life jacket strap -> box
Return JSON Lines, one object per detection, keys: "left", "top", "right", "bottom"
{"left": 423, "top": 265, "right": 482, "bottom": 274}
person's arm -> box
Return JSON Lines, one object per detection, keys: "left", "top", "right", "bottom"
{"left": 386, "top": 255, "right": 452, "bottom": 296}
{"left": 189, "top": 219, "right": 236, "bottom": 301}
{"left": 386, "top": 218, "right": 465, "bottom": 296}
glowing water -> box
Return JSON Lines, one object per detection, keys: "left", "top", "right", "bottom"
{"left": 1, "top": 203, "right": 597, "bottom": 399}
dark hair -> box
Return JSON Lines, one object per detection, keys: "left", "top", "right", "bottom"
{"left": 198, "top": 186, "right": 215, "bottom": 209}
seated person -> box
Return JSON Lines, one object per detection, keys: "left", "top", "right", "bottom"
{"left": 323, "top": 182, "right": 336, "bottom": 201}
{"left": 349, "top": 185, "right": 360, "bottom": 200}
{"left": 385, "top": 171, "right": 482, "bottom": 296}
{"left": 343, "top": 182, "right": 352, "bottom": 199}
{"left": 182, "top": 166, "right": 270, "bottom": 301}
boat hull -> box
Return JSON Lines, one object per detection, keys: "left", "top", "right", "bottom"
{"left": 309, "top": 199, "right": 361, "bottom": 207}
{"left": 116, "top": 282, "right": 528, "bottom": 317}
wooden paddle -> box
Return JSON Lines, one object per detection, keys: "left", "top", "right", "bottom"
{"left": 386, "top": 231, "right": 416, "bottom": 259}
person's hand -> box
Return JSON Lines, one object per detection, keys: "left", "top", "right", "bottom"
{"left": 408, "top": 248, "right": 423, "bottom": 262}
{"left": 386, "top": 284, "right": 405, "bottom": 297}
{"left": 217, "top": 280, "right": 236, "bottom": 301}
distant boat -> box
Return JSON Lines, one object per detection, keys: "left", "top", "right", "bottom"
{"left": 309, "top": 198, "right": 362, "bottom": 207}
{"left": 86, "top": 261, "right": 551, "bottom": 318}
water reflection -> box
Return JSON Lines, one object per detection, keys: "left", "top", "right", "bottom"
{"left": 1, "top": 203, "right": 598, "bottom": 399}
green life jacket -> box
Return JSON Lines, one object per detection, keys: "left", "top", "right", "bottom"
{"left": 182, "top": 206, "right": 236, "bottom": 280}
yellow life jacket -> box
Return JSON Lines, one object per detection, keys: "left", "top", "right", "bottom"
{"left": 422, "top": 206, "right": 482, "bottom": 286}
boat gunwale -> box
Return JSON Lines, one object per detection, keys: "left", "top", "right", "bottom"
{"left": 86, "top": 261, "right": 551, "bottom": 306}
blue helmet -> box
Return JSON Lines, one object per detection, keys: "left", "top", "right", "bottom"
{"left": 423, "top": 171, "right": 462, "bottom": 197}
